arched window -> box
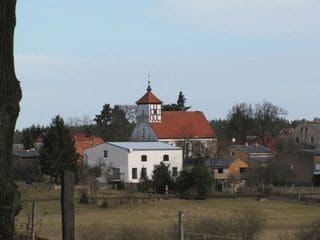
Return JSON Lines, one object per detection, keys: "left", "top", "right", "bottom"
{"left": 163, "top": 154, "right": 169, "bottom": 161}
{"left": 141, "top": 155, "right": 147, "bottom": 162}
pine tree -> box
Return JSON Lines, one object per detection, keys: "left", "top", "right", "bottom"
{"left": 162, "top": 91, "right": 191, "bottom": 111}
{"left": 94, "top": 104, "right": 134, "bottom": 141}
{"left": 177, "top": 91, "right": 191, "bottom": 111}
{"left": 0, "top": 1, "right": 22, "bottom": 239}
{"left": 40, "top": 116, "right": 78, "bottom": 182}
{"left": 40, "top": 116, "right": 78, "bottom": 240}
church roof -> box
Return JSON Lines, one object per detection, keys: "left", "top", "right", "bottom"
{"left": 136, "top": 91, "right": 163, "bottom": 104}
{"left": 150, "top": 111, "right": 215, "bottom": 139}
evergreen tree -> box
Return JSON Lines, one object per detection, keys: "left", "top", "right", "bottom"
{"left": 152, "top": 162, "right": 173, "bottom": 194}
{"left": 162, "top": 91, "right": 191, "bottom": 111}
{"left": 227, "top": 103, "right": 255, "bottom": 143}
{"left": 0, "top": 1, "right": 22, "bottom": 238}
{"left": 177, "top": 91, "right": 191, "bottom": 111}
{"left": 20, "top": 124, "right": 44, "bottom": 149}
{"left": 40, "top": 116, "right": 78, "bottom": 183}
{"left": 40, "top": 116, "right": 78, "bottom": 240}
{"left": 94, "top": 104, "right": 134, "bottom": 141}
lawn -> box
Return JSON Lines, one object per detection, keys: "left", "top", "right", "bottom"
{"left": 15, "top": 183, "right": 320, "bottom": 240}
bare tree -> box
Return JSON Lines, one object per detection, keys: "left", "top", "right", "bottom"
{"left": 0, "top": 1, "right": 22, "bottom": 239}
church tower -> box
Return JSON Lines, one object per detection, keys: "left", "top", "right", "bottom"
{"left": 136, "top": 81, "right": 162, "bottom": 123}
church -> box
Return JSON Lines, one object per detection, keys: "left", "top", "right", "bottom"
{"left": 130, "top": 83, "right": 217, "bottom": 159}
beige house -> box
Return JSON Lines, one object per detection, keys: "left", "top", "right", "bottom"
{"left": 299, "top": 149, "right": 320, "bottom": 185}
{"left": 229, "top": 144, "right": 275, "bottom": 169}
{"left": 290, "top": 121, "right": 320, "bottom": 147}
{"left": 206, "top": 158, "right": 248, "bottom": 192}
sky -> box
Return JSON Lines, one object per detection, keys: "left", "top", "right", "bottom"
{"left": 14, "top": 0, "right": 320, "bottom": 129}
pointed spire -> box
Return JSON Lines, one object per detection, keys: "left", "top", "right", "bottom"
{"left": 147, "top": 74, "right": 152, "bottom": 92}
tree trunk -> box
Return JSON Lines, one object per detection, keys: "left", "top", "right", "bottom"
{"left": 61, "top": 170, "right": 75, "bottom": 240}
{"left": 0, "top": 0, "right": 22, "bottom": 239}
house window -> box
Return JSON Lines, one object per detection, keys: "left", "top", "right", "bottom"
{"left": 141, "top": 168, "right": 147, "bottom": 179}
{"left": 240, "top": 168, "right": 247, "bottom": 173}
{"left": 153, "top": 109, "right": 157, "bottom": 115}
{"left": 172, "top": 167, "right": 178, "bottom": 177}
{"left": 104, "top": 150, "right": 108, "bottom": 158}
{"left": 218, "top": 168, "right": 223, "bottom": 174}
{"left": 163, "top": 154, "right": 169, "bottom": 161}
{"left": 132, "top": 168, "right": 137, "bottom": 179}
{"left": 141, "top": 155, "right": 147, "bottom": 162}
{"left": 290, "top": 164, "right": 294, "bottom": 171}
{"left": 296, "top": 137, "right": 299, "bottom": 143}
{"left": 311, "top": 137, "right": 314, "bottom": 143}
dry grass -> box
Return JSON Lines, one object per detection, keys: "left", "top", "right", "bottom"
{"left": 15, "top": 183, "right": 320, "bottom": 240}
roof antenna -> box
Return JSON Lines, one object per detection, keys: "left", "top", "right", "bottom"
{"left": 147, "top": 73, "right": 152, "bottom": 92}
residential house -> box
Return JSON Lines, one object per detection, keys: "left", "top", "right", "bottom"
{"left": 290, "top": 120, "right": 320, "bottom": 147}
{"left": 229, "top": 144, "right": 276, "bottom": 168}
{"left": 72, "top": 132, "right": 104, "bottom": 161}
{"left": 205, "top": 158, "right": 248, "bottom": 191}
{"left": 130, "top": 83, "right": 216, "bottom": 159}
{"left": 299, "top": 149, "right": 320, "bottom": 185}
{"left": 84, "top": 141, "right": 183, "bottom": 183}
{"left": 12, "top": 149, "right": 41, "bottom": 181}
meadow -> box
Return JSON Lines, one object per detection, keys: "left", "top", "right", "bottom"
{"left": 15, "top": 183, "right": 320, "bottom": 240}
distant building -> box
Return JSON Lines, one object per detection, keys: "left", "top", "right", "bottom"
{"left": 72, "top": 132, "right": 104, "bottom": 160}
{"left": 84, "top": 141, "right": 183, "bottom": 183}
{"left": 130, "top": 83, "right": 216, "bottom": 159}
{"left": 290, "top": 121, "right": 320, "bottom": 147}
{"left": 299, "top": 149, "right": 320, "bottom": 185}
{"left": 205, "top": 158, "right": 248, "bottom": 192}
{"left": 229, "top": 144, "right": 275, "bottom": 168}
{"left": 12, "top": 149, "right": 41, "bottom": 181}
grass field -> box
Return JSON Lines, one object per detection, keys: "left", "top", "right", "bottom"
{"left": 15, "top": 183, "right": 320, "bottom": 240}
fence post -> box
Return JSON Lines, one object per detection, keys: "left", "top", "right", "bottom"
{"left": 178, "top": 211, "right": 184, "bottom": 240}
{"left": 31, "top": 202, "right": 36, "bottom": 240}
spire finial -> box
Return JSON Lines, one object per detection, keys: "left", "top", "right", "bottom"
{"left": 147, "top": 74, "right": 152, "bottom": 92}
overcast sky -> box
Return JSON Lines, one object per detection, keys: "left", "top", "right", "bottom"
{"left": 15, "top": 0, "right": 320, "bottom": 129}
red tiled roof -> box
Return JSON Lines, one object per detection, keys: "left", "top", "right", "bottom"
{"left": 150, "top": 111, "right": 215, "bottom": 139}
{"left": 73, "top": 134, "right": 104, "bottom": 157}
{"left": 136, "top": 91, "right": 163, "bottom": 104}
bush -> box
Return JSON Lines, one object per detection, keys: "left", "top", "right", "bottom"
{"left": 79, "top": 192, "right": 89, "bottom": 204}
{"left": 293, "top": 218, "right": 320, "bottom": 240}
{"left": 176, "top": 163, "right": 213, "bottom": 197}
{"left": 152, "top": 162, "right": 173, "bottom": 194}
{"left": 184, "top": 210, "right": 265, "bottom": 240}
{"left": 100, "top": 200, "right": 109, "bottom": 208}
{"left": 137, "top": 178, "right": 153, "bottom": 192}
{"left": 236, "top": 210, "right": 266, "bottom": 240}
{"left": 117, "top": 181, "right": 125, "bottom": 190}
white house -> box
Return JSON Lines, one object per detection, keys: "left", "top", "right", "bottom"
{"left": 84, "top": 141, "right": 183, "bottom": 183}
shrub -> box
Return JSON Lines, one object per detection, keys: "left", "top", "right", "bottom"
{"left": 100, "top": 200, "right": 109, "bottom": 208}
{"left": 184, "top": 210, "right": 265, "bottom": 240}
{"left": 293, "top": 218, "right": 320, "bottom": 240}
{"left": 117, "top": 181, "right": 125, "bottom": 190}
{"left": 79, "top": 192, "right": 89, "bottom": 204}
{"left": 236, "top": 210, "right": 266, "bottom": 240}
{"left": 137, "top": 178, "right": 153, "bottom": 192}
{"left": 176, "top": 163, "right": 213, "bottom": 197}
{"left": 152, "top": 162, "right": 173, "bottom": 194}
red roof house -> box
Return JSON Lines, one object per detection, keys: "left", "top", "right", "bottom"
{"left": 150, "top": 111, "right": 215, "bottom": 140}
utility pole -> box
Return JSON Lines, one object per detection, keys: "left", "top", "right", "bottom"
{"left": 178, "top": 211, "right": 184, "bottom": 240}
